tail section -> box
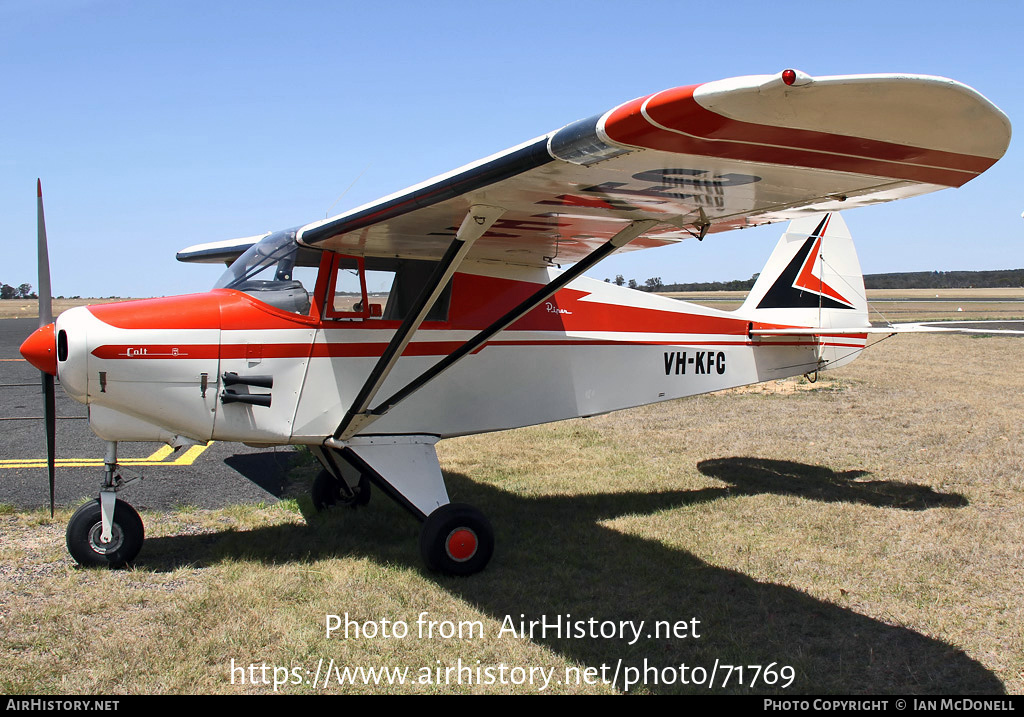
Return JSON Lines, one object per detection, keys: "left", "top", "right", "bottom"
{"left": 737, "top": 213, "right": 870, "bottom": 372}
{"left": 739, "top": 212, "right": 868, "bottom": 329}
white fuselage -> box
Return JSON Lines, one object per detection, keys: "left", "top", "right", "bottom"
{"left": 54, "top": 260, "right": 862, "bottom": 446}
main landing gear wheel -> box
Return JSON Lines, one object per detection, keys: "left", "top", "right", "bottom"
{"left": 311, "top": 469, "right": 370, "bottom": 512}
{"left": 419, "top": 503, "right": 494, "bottom": 577}
{"left": 66, "top": 498, "right": 144, "bottom": 568}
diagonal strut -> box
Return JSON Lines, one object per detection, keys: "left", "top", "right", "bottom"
{"left": 333, "top": 205, "right": 505, "bottom": 440}
{"left": 330, "top": 218, "right": 658, "bottom": 442}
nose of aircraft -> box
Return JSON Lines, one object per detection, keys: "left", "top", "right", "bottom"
{"left": 21, "top": 322, "right": 58, "bottom": 375}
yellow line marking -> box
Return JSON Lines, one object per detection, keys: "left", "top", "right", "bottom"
{"left": 0, "top": 441, "right": 213, "bottom": 469}
{"left": 147, "top": 445, "right": 175, "bottom": 461}
{"left": 172, "top": 444, "right": 210, "bottom": 465}
{"left": 0, "top": 358, "right": 27, "bottom": 362}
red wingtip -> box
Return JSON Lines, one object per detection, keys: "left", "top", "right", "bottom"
{"left": 37, "top": 178, "right": 42, "bottom": 197}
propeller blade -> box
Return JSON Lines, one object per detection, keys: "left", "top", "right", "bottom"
{"left": 43, "top": 373, "right": 56, "bottom": 517}
{"left": 37, "top": 179, "right": 52, "bottom": 326}
{"left": 37, "top": 179, "right": 56, "bottom": 517}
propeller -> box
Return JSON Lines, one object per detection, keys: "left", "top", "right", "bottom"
{"left": 35, "top": 179, "right": 56, "bottom": 517}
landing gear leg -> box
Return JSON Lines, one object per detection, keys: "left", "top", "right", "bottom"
{"left": 66, "top": 441, "right": 145, "bottom": 568}
{"left": 324, "top": 435, "right": 495, "bottom": 576}
{"left": 312, "top": 469, "right": 370, "bottom": 511}
{"left": 309, "top": 446, "right": 371, "bottom": 511}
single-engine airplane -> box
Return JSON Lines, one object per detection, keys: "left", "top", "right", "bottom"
{"left": 20, "top": 70, "right": 1011, "bottom": 575}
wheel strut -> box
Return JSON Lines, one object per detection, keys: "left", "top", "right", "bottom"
{"left": 66, "top": 440, "right": 146, "bottom": 568}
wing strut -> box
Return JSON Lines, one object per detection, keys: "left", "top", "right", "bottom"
{"left": 329, "top": 218, "right": 658, "bottom": 442}
{"left": 333, "top": 205, "right": 506, "bottom": 439}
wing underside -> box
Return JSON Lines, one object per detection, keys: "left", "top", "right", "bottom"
{"left": 177, "top": 71, "right": 1008, "bottom": 268}
{"left": 292, "top": 72, "right": 1009, "bottom": 267}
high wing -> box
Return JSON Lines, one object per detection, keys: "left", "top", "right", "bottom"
{"left": 176, "top": 233, "right": 271, "bottom": 265}
{"left": 268, "top": 70, "right": 1007, "bottom": 267}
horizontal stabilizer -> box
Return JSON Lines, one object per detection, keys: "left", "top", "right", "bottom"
{"left": 749, "top": 327, "right": 892, "bottom": 337}
{"left": 885, "top": 322, "right": 1024, "bottom": 335}
{"left": 749, "top": 322, "right": 1024, "bottom": 339}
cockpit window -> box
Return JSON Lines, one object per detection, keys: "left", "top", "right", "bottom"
{"left": 325, "top": 255, "right": 451, "bottom": 322}
{"left": 215, "top": 229, "right": 321, "bottom": 315}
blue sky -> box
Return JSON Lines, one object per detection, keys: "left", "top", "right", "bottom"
{"left": 2, "top": 1, "right": 1023, "bottom": 297}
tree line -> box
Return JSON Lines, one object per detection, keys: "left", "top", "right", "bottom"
{"left": 0, "top": 283, "right": 36, "bottom": 299}
{"left": 606, "top": 269, "right": 1024, "bottom": 292}
{"left": 7, "top": 268, "right": 1024, "bottom": 301}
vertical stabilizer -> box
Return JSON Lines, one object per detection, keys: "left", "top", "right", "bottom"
{"left": 738, "top": 213, "right": 868, "bottom": 331}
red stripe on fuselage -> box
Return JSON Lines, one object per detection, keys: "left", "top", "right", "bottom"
{"left": 83, "top": 279, "right": 753, "bottom": 336}
{"left": 91, "top": 337, "right": 865, "bottom": 362}
{"left": 449, "top": 273, "right": 753, "bottom": 335}
{"left": 91, "top": 344, "right": 220, "bottom": 360}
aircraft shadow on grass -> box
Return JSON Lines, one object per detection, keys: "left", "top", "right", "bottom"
{"left": 139, "top": 458, "right": 996, "bottom": 694}
{"left": 222, "top": 451, "right": 295, "bottom": 497}
{"left": 697, "top": 457, "right": 968, "bottom": 510}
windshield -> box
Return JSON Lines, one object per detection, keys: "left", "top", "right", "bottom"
{"left": 215, "top": 229, "right": 321, "bottom": 314}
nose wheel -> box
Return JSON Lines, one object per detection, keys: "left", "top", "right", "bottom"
{"left": 66, "top": 498, "right": 144, "bottom": 568}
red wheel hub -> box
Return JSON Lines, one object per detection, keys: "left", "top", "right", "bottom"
{"left": 446, "top": 528, "right": 478, "bottom": 562}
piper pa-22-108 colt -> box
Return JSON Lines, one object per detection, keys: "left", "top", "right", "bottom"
{"left": 20, "top": 70, "right": 1011, "bottom": 575}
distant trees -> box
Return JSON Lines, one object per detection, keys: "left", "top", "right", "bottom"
{"left": 863, "top": 269, "right": 1024, "bottom": 289}
{"left": 609, "top": 269, "right": 1024, "bottom": 293}
{"left": 0, "top": 282, "right": 37, "bottom": 299}
{"left": 659, "top": 274, "right": 760, "bottom": 292}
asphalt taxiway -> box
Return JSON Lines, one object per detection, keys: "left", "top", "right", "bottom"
{"left": 1, "top": 318, "right": 297, "bottom": 511}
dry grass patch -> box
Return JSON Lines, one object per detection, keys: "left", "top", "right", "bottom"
{"left": 436, "top": 332, "right": 1024, "bottom": 693}
{"left": 2, "top": 332, "right": 1022, "bottom": 694}
{"left": 0, "top": 504, "right": 603, "bottom": 694}
{"left": 0, "top": 299, "right": 129, "bottom": 320}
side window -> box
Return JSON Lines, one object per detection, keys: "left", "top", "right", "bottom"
{"left": 327, "top": 256, "right": 393, "bottom": 319}
{"left": 382, "top": 260, "right": 451, "bottom": 322}
{"left": 330, "top": 257, "right": 362, "bottom": 314}
{"left": 323, "top": 256, "right": 450, "bottom": 322}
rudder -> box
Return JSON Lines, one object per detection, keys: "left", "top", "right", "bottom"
{"left": 738, "top": 212, "right": 868, "bottom": 331}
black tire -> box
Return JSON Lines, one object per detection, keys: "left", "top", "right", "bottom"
{"left": 66, "top": 498, "right": 144, "bottom": 568}
{"left": 419, "top": 503, "right": 494, "bottom": 576}
{"left": 311, "top": 469, "right": 370, "bottom": 512}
